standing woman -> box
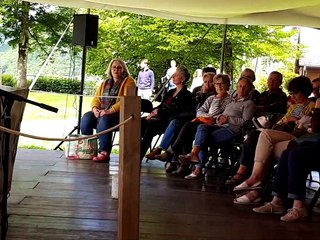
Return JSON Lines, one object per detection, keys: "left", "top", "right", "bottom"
{"left": 80, "top": 59, "right": 136, "bottom": 162}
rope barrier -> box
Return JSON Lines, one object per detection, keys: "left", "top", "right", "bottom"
{"left": 30, "top": 89, "right": 121, "bottom": 99}
{"left": 0, "top": 115, "right": 134, "bottom": 142}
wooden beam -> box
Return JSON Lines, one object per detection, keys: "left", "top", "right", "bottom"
{"left": 118, "top": 95, "right": 141, "bottom": 240}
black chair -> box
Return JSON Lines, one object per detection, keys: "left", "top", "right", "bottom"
{"left": 202, "top": 136, "right": 244, "bottom": 178}
{"left": 141, "top": 98, "right": 153, "bottom": 115}
{"left": 112, "top": 98, "right": 153, "bottom": 147}
{"left": 140, "top": 99, "right": 166, "bottom": 162}
{"left": 306, "top": 170, "right": 320, "bottom": 215}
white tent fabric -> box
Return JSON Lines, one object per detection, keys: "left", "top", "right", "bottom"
{"left": 28, "top": 0, "right": 320, "bottom": 28}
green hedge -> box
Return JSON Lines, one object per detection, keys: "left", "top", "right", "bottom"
{"left": 33, "top": 77, "right": 81, "bottom": 94}
{"left": 1, "top": 74, "right": 97, "bottom": 95}
{"left": 1, "top": 74, "right": 17, "bottom": 87}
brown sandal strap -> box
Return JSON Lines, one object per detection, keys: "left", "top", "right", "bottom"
{"left": 225, "top": 173, "right": 245, "bottom": 185}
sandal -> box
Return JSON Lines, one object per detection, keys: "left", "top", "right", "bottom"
{"left": 225, "top": 173, "right": 246, "bottom": 185}
{"left": 233, "top": 181, "right": 262, "bottom": 193}
{"left": 233, "top": 194, "right": 262, "bottom": 205}
{"left": 233, "top": 190, "right": 262, "bottom": 205}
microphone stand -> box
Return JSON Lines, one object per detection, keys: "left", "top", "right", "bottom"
{"left": 152, "top": 76, "right": 172, "bottom": 103}
{"left": 0, "top": 88, "right": 58, "bottom": 240}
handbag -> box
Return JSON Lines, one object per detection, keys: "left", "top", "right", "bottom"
{"left": 65, "top": 134, "right": 98, "bottom": 160}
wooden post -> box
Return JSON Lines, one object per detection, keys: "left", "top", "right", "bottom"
{"left": 118, "top": 95, "right": 141, "bottom": 240}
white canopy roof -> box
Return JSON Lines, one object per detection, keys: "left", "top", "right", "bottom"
{"left": 28, "top": 0, "right": 320, "bottom": 28}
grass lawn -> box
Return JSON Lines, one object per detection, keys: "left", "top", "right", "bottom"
{"left": 24, "top": 91, "right": 93, "bottom": 120}
{"left": 18, "top": 91, "right": 94, "bottom": 149}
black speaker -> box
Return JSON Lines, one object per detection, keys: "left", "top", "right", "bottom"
{"left": 72, "top": 14, "right": 99, "bottom": 47}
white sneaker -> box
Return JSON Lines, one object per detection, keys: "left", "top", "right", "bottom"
{"left": 184, "top": 168, "right": 202, "bottom": 180}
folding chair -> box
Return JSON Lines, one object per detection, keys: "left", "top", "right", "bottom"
{"left": 203, "top": 137, "right": 243, "bottom": 178}
{"left": 306, "top": 170, "right": 320, "bottom": 215}
{"left": 112, "top": 98, "right": 153, "bottom": 148}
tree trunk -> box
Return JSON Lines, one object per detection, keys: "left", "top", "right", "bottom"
{"left": 0, "top": 60, "right": 2, "bottom": 85}
{"left": 17, "top": 1, "right": 30, "bottom": 89}
{"left": 224, "top": 41, "right": 234, "bottom": 87}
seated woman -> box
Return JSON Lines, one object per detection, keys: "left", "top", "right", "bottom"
{"left": 233, "top": 76, "right": 315, "bottom": 204}
{"left": 252, "top": 135, "right": 320, "bottom": 222}
{"left": 145, "top": 72, "right": 217, "bottom": 160}
{"left": 179, "top": 76, "right": 256, "bottom": 179}
{"left": 140, "top": 65, "right": 194, "bottom": 161}
{"left": 80, "top": 59, "right": 136, "bottom": 162}
{"left": 225, "top": 71, "right": 288, "bottom": 185}
{"left": 147, "top": 74, "right": 232, "bottom": 173}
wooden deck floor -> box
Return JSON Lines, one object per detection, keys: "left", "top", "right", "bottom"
{"left": 3, "top": 149, "right": 320, "bottom": 240}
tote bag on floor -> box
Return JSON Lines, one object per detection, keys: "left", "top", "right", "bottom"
{"left": 65, "top": 134, "right": 98, "bottom": 160}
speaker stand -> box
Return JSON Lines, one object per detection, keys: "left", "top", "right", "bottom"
{"left": 53, "top": 45, "right": 87, "bottom": 149}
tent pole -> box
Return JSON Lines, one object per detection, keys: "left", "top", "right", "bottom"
{"left": 29, "top": 19, "right": 73, "bottom": 90}
{"left": 153, "top": 25, "right": 214, "bottom": 102}
{"left": 77, "top": 46, "right": 87, "bottom": 134}
{"left": 220, "top": 24, "right": 228, "bottom": 73}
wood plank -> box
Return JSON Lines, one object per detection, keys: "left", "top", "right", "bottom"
{"left": 118, "top": 96, "right": 141, "bottom": 240}
{"left": 5, "top": 149, "right": 320, "bottom": 240}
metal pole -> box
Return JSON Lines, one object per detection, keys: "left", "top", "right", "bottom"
{"left": 29, "top": 19, "right": 73, "bottom": 90}
{"left": 1, "top": 99, "right": 14, "bottom": 240}
{"left": 77, "top": 46, "right": 87, "bottom": 134}
{"left": 220, "top": 24, "right": 228, "bottom": 73}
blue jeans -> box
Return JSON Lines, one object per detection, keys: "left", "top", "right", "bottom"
{"left": 170, "top": 121, "right": 201, "bottom": 163}
{"left": 194, "top": 124, "right": 237, "bottom": 168}
{"left": 80, "top": 111, "right": 119, "bottom": 153}
{"left": 272, "top": 142, "right": 320, "bottom": 201}
{"left": 159, "top": 119, "right": 185, "bottom": 150}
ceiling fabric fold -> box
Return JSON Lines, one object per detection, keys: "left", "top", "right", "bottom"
{"left": 27, "top": 0, "right": 320, "bottom": 27}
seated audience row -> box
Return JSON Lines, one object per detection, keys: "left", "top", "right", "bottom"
{"left": 232, "top": 76, "right": 314, "bottom": 204}
{"left": 147, "top": 73, "right": 232, "bottom": 174}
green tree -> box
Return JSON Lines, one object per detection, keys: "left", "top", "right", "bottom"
{"left": 85, "top": 10, "right": 299, "bottom": 88}
{"left": 0, "top": 0, "right": 74, "bottom": 87}
{"left": 0, "top": 4, "right": 300, "bottom": 90}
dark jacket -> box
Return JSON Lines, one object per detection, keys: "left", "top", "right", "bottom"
{"left": 156, "top": 86, "right": 195, "bottom": 121}
{"left": 255, "top": 89, "right": 287, "bottom": 114}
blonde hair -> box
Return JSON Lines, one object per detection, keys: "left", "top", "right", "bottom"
{"left": 105, "top": 59, "right": 130, "bottom": 80}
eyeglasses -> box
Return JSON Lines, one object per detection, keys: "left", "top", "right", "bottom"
{"left": 112, "top": 66, "right": 123, "bottom": 71}
{"left": 215, "top": 82, "right": 226, "bottom": 86}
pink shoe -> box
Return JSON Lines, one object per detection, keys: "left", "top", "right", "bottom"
{"left": 93, "top": 152, "right": 110, "bottom": 162}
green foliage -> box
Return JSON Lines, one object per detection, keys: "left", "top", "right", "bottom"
{"left": 253, "top": 62, "right": 299, "bottom": 95}
{"left": 0, "top": 0, "right": 75, "bottom": 86}
{"left": 1, "top": 74, "right": 17, "bottom": 86}
{"left": 18, "top": 144, "right": 47, "bottom": 150}
{"left": 254, "top": 76, "right": 268, "bottom": 93}
{"left": 33, "top": 76, "right": 81, "bottom": 93}
{"left": 84, "top": 10, "right": 300, "bottom": 88}
{"left": 1, "top": 73, "right": 97, "bottom": 95}
{"left": 0, "top": 4, "right": 301, "bottom": 89}
{"left": 0, "top": 0, "right": 74, "bottom": 52}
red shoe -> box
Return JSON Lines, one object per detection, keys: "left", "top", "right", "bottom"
{"left": 93, "top": 152, "right": 110, "bottom": 162}
{"left": 145, "top": 147, "right": 162, "bottom": 160}
{"left": 178, "top": 152, "right": 200, "bottom": 165}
